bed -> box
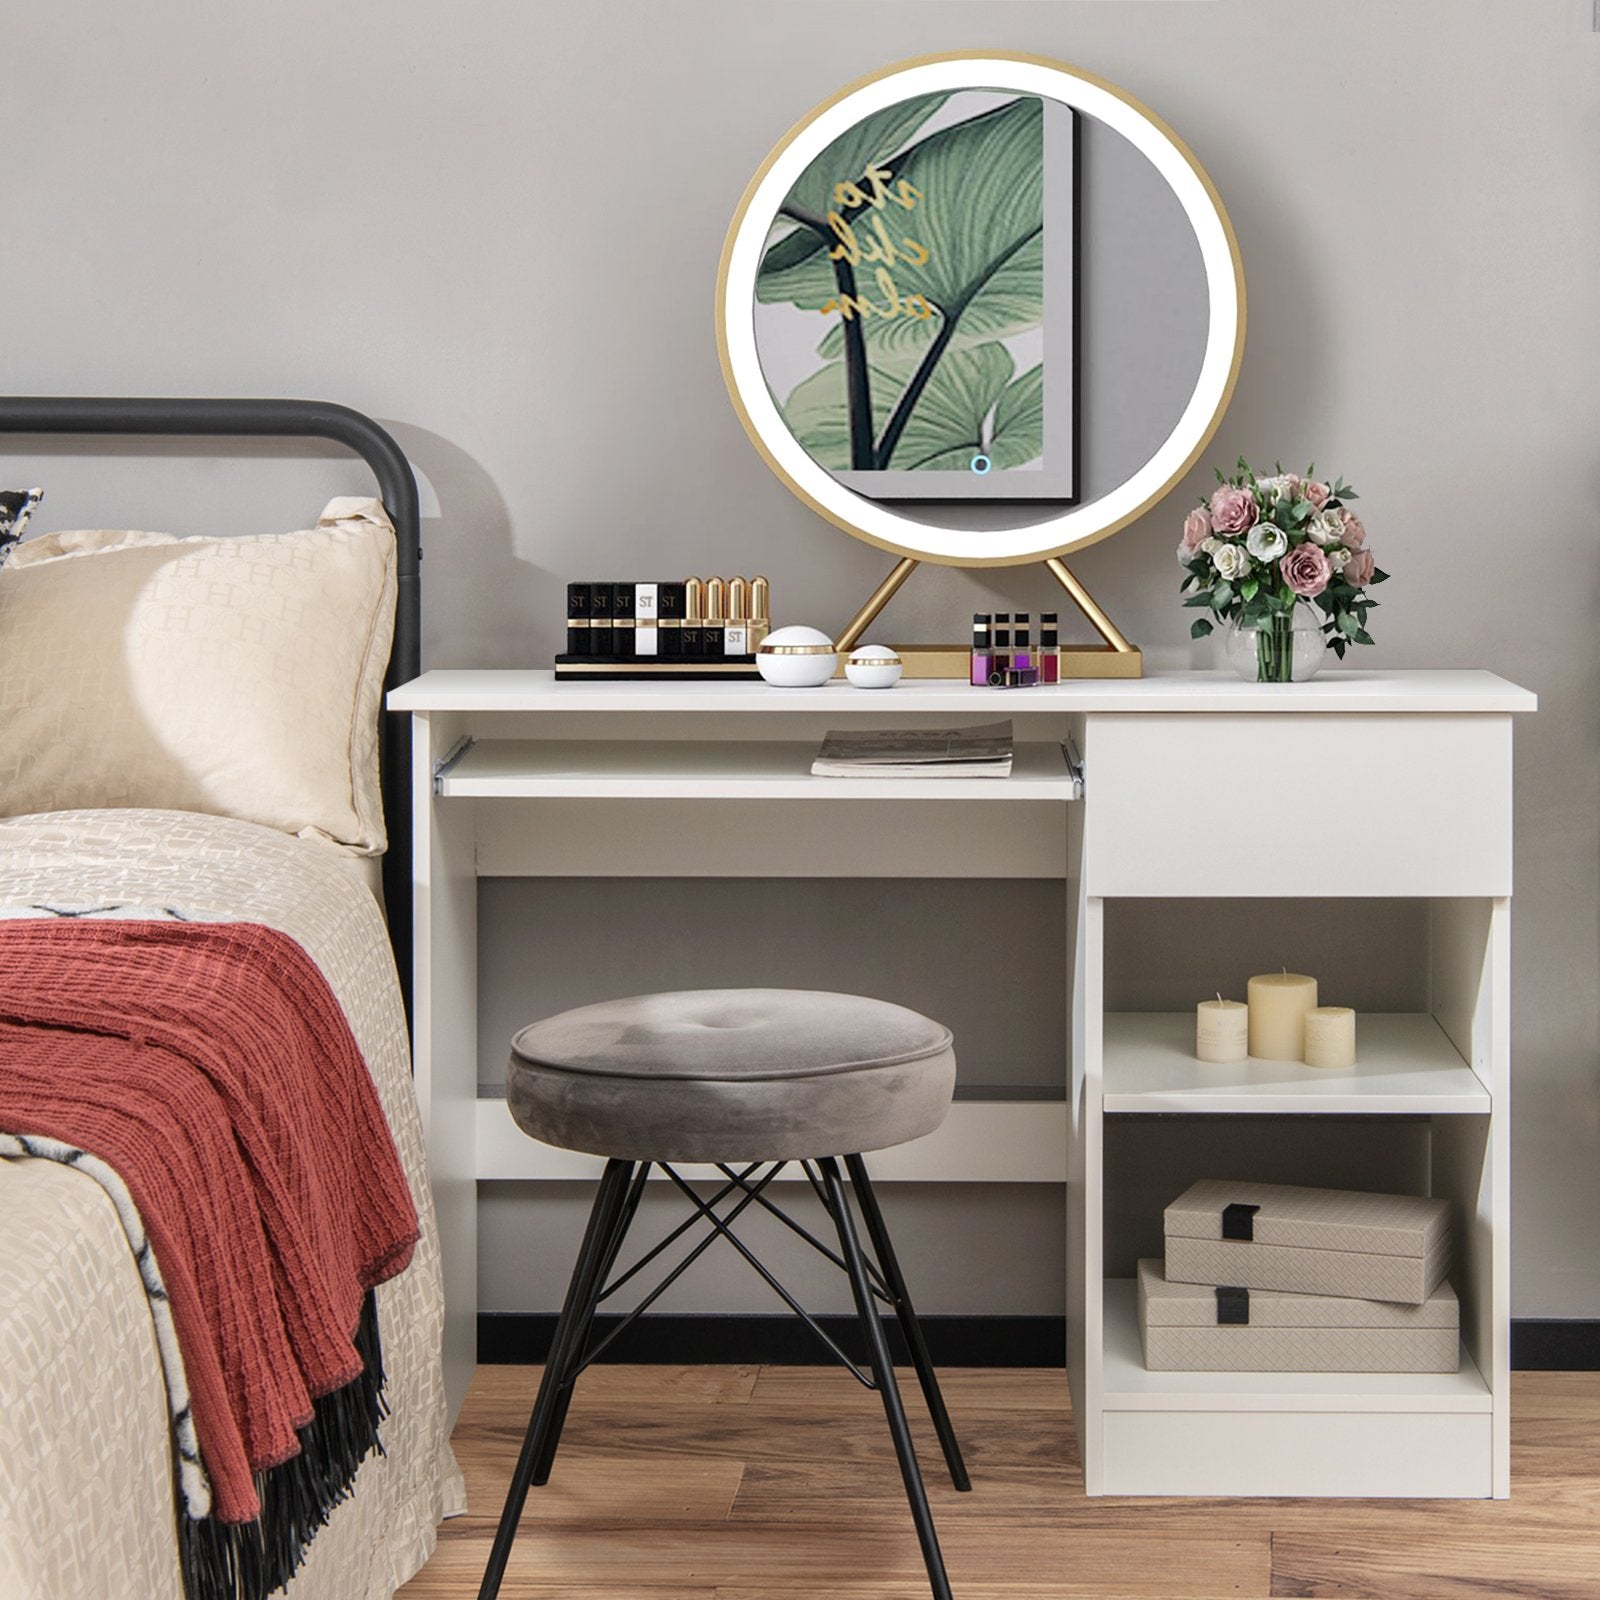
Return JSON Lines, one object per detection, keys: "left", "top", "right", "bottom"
{"left": 0, "top": 398, "right": 462, "bottom": 1599}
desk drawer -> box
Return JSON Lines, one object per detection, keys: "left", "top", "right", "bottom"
{"left": 1083, "top": 714, "right": 1513, "bottom": 898}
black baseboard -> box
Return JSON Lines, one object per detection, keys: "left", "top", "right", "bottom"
{"left": 1510, "top": 1319, "right": 1600, "bottom": 1371}
{"left": 478, "top": 1313, "right": 1600, "bottom": 1371}
{"left": 478, "top": 1312, "right": 1065, "bottom": 1368}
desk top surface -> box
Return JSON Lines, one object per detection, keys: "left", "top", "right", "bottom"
{"left": 389, "top": 668, "right": 1536, "bottom": 716}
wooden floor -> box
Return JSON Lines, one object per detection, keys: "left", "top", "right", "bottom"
{"left": 399, "top": 1364, "right": 1600, "bottom": 1599}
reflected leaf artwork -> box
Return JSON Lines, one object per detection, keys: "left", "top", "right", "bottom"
{"left": 753, "top": 90, "right": 1074, "bottom": 503}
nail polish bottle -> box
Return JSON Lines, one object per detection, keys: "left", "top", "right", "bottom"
{"left": 970, "top": 613, "right": 992, "bottom": 687}
{"left": 1012, "top": 613, "right": 1033, "bottom": 676}
{"left": 989, "top": 616, "right": 1011, "bottom": 686}
{"left": 1040, "top": 612, "right": 1060, "bottom": 684}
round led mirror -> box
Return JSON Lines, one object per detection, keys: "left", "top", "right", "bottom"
{"left": 717, "top": 52, "right": 1245, "bottom": 668}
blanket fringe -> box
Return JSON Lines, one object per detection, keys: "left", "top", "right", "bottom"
{"left": 177, "top": 1291, "right": 388, "bottom": 1600}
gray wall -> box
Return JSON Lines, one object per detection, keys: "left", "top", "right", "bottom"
{"left": 7, "top": 1, "right": 1599, "bottom": 1318}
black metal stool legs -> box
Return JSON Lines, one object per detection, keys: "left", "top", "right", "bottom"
{"left": 477, "top": 1157, "right": 637, "bottom": 1600}
{"left": 818, "top": 1156, "right": 955, "bottom": 1600}
{"left": 844, "top": 1153, "right": 972, "bottom": 1493}
{"left": 531, "top": 1161, "right": 649, "bottom": 1486}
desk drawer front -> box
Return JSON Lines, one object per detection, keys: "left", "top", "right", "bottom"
{"left": 1084, "top": 714, "right": 1512, "bottom": 898}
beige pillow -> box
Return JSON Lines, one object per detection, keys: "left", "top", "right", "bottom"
{"left": 0, "top": 497, "right": 396, "bottom": 854}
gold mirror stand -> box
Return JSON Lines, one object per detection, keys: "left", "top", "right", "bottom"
{"left": 833, "top": 555, "right": 1142, "bottom": 679}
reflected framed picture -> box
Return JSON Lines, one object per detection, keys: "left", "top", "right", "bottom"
{"left": 753, "top": 89, "right": 1077, "bottom": 503}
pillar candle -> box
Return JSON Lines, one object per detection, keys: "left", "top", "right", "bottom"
{"left": 1247, "top": 972, "right": 1318, "bottom": 1061}
{"left": 1196, "top": 998, "right": 1249, "bottom": 1063}
{"left": 1304, "top": 1006, "right": 1357, "bottom": 1069}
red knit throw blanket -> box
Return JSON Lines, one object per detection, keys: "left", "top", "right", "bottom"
{"left": 0, "top": 919, "right": 419, "bottom": 1525}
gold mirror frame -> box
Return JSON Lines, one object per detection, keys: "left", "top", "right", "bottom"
{"left": 716, "top": 51, "right": 1247, "bottom": 676}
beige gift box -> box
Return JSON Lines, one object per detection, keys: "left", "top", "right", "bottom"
{"left": 1136, "top": 1258, "right": 1460, "bottom": 1373}
{"left": 1163, "top": 1179, "right": 1451, "bottom": 1306}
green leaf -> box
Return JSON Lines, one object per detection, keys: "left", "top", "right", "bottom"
{"left": 1182, "top": 592, "right": 1214, "bottom": 608}
{"left": 1336, "top": 611, "right": 1361, "bottom": 638}
{"left": 987, "top": 363, "right": 1043, "bottom": 469}
{"left": 756, "top": 92, "right": 951, "bottom": 300}
{"left": 809, "top": 96, "right": 1046, "bottom": 371}
{"left": 1371, "top": 567, "right": 1390, "bottom": 583}
{"left": 1212, "top": 580, "right": 1235, "bottom": 611}
{"left": 1354, "top": 627, "right": 1375, "bottom": 646}
{"left": 1190, "top": 618, "right": 1214, "bottom": 639}
{"left": 1240, "top": 578, "right": 1259, "bottom": 601}
{"left": 886, "top": 343, "right": 1016, "bottom": 470}
{"left": 781, "top": 343, "right": 1026, "bottom": 473}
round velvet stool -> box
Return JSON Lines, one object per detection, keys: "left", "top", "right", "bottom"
{"left": 478, "top": 989, "right": 970, "bottom": 1600}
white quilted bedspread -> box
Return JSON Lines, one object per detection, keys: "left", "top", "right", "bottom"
{"left": 0, "top": 809, "right": 464, "bottom": 1600}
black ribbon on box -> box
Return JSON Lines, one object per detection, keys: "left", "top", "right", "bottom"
{"left": 1221, "top": 1201, "right": 1260, "bottom": 1241}
{"left": 1215, "top": 1285, "right": 1251, "bottom": 1325}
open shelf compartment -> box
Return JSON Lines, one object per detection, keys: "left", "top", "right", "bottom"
{"left": 1102, "top": 1011, "right": 1490, "bottom": 1114}
{"left": 1100, "top": 1278, "right": 1490, "bottom": 1413}
{"left": 438, "top": 738, "right": 1079, "bottom": 800}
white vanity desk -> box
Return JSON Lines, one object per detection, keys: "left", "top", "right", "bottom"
{"left": 390, "top": 666, "right": 1534, "bottom": 1500}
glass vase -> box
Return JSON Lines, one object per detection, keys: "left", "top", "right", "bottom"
{"left": 1225, "top": 603, "right": 1326, "bottom": 683}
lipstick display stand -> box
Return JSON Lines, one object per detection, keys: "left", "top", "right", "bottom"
{"left": 553, "top": 656, "right": 760, "bottom": 681}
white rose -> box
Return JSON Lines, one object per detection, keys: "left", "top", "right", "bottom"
{"left": 1328, "top": 546, "right": 1352, "bottom": 571}
{"left": 1201, "top": 536, "right": 1222, "bottom": 555}
{"left": 1213, "top": 542, "right": 1253, "bottom": 581}
{"left": 1305, "top": 510, "right": 1345, "bottom": 547}
{"left": 1245, "top": 523, "right": 1288, "bottom": 562}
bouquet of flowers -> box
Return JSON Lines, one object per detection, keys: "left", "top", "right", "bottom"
{"left": 1178, "top": 460, "right": 1386, "bottom": 681}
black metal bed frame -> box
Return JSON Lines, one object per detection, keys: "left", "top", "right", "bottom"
{"left": 0, "top": 396, "right": 421, "bottom": 1012}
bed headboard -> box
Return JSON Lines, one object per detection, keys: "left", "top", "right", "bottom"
{"left": 0, "top": 395, "right": 421, "bottom": 1016}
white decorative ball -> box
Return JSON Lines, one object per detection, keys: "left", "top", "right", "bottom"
{"left": 844, "top": 644, "right": 903, "bottom": 689}
{"left": 756, "top": 625, "right": 838, "bottom": 687}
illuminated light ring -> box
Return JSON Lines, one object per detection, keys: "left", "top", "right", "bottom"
{"left": 717, "top": 52, "right": 1246, "bottom": 569}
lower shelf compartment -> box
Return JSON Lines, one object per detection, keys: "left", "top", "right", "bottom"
{"left": 1095, "top": 1280, "right": 1496, "bottom": 1498}
{"left": 1101, "top": 1278, "right": 1490, "bottom": 1412}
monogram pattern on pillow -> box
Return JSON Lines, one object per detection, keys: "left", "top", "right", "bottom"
{"left": 0, "top": 488, "right": 42, "bottom": 569}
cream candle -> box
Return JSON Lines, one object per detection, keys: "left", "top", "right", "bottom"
{"left": 1304, "top": 1006, "right": 1357, "bottom": 1069}
{"left": 1196, "top": 996, "right": 1249, "bottom": 1063}
{"left": 1247, "top": 972, "right": 1318, "bottom": 1061}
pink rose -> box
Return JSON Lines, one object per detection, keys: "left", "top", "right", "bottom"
{"left": 1344, "top": 547, "right": 1375, "bottom": 587}
{"left": 1304, "top": 480, "right": 1331, "bottom": 510}
{"left": 1181, "top": 506, "right": 1212, "bottom": 553}
{"left": 1210, "top": 485, "right": 1258, "bottom": 535}
{"left": 1281, "top": 542, "right": 1332, "bottom": 598}
{"left": 1339, "top": 510, "right": 1367, "bottom": 547}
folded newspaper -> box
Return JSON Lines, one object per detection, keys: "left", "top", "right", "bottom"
{"left": 811, "top": 720, "right": 1014, "bottom": 778}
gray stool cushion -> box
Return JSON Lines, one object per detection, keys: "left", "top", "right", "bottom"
{"left": 507, "top": 989, "right": 956, "bottom": 1163}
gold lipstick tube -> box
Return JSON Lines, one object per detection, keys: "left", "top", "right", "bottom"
{"left": 750, "top": 574, "right": 771, "bottom": 651}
